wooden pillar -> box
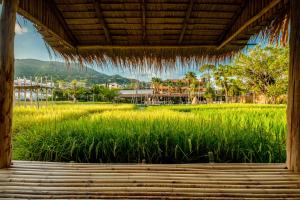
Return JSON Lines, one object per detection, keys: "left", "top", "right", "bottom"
{"left": 287, "top": 0, "right": 300, "bottom": 172}
{"left": 24, "top": 76, "right": 27, "bottom": 106}
{"left": 36, "top": 77, "right": 40, "bottom": 108}
{"left": 0, "top": 0, "right": 19, "bottom": 168}
{"left": 45, "top": 76, "right": 48, "bottom": 106}
{"left": 18, "top": 78, "right": 20, "bottom": 105}
{"left": 30, "top": 76, "right": 33, "bottom": 105}
{"left": 51, "top": 76, "right": 54, "bottom": 103}
{"left": 40, "top": 77, "right": 43, "bottom": 106}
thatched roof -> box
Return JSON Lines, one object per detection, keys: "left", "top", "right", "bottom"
{"left": 14, "top": 0, "right": 289, "bottom": 70}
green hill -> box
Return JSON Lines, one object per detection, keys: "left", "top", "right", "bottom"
{"left": 15, "top": 59, "right": 134, "bottom": 85}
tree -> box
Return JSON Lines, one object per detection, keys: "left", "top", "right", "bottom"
{"left": 203, "top": 85, "right": 215, "bottom": 103}
{"left": 176, "top": 80, "right": 185, "bottom": 94}
{"left": 151, "top": 77, "right": 162, "bottom": 94}
{"left": 184, "top": 72, "right": 197, "bottom": 102}
{"left": 56, "top": 80, "right": 65, "bottom": 89}
{"left": 101, "top": 87, "right": 119, "bottom": 101}
{"left": 53, "top": 88, "right": 64, "bottom": 101}
{"left": 234, "top": 45, "right": 288, "bottom": 103}
{"left": 213, "top": 65, "right": 235, "bottom": 103}
{"left": 91, "top": 85, "right": 119, "bottom": 102}
{"left": 70, "top": 79, "right": 78, "bottom": 102}
{"left": 184, "top": 71, "right": 197, "bottom": 85}
{"left": 75, "top": 87, "right": 91, "bottom": 101}
{"left": 199, "top": 64, "right": 215, "bottom": 85}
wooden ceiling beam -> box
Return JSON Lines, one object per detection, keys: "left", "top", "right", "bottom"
{"left": 217, "top": 0, "right": 247, "bottom": 45}
{"left": 217, "top": 0, "right": 282, "bottom": 50}
{"left": 141, "top": 0, "right": 147, "bottom": 43}
{"left": 48, "top": 0, "right": 78, "bottom": 45}
{"left": 56, "top": 2, "right": 241, "bottom": 6}
{"left": 93, "top": 0, "right": 112, "bottom": 44}
{"left": 178, "top": 0, "right": 194, "bottom": 44}
{"left": 17, "top": 0, "right": 76, "bottom": 49}
{"left": 77, "top": 44, "right": 216, "bottom": 50}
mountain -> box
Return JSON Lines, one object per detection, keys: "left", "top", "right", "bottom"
{"left": 14, "top": 59, "right": 135, "bottom": 85}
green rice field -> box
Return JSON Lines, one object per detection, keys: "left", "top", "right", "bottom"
{"left": 13, "top": 103, "right": 287, "bottom": 163}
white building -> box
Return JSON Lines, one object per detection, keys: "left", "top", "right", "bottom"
{"left": 108, "top": 82, "right": 121, "bottom": 89}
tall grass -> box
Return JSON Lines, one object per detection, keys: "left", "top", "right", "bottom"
{"left": 13, "top": 103, "right": 286, "bottom": 163}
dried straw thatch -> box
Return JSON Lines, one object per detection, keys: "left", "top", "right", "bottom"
{"left": 14, "top": 0, "right": 289, "bottom": 70}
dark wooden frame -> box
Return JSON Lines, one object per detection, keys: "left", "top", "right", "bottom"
{"left": 0, "top": 0, "right": 299, "bottom": 172}
{"left": 287, "top": 0, "right": 300, "bottom": 172}
{"left": 0, "top": 0, "right": 18, "bottom": 168}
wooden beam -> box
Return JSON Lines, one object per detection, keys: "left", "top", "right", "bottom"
{"left": 77, "top": 44, "right": 253, "bottom": 50}
{"left": 287, "top": 0, "right": 300, "bottom": 173}
{"left": 17, "top": 0, "right": 76, "bottom": 49}
{"left": 48, "top": 0, "right": 78, "bottom": 45}
{"left": 0, "top": 0, "right": 18, "bottom": 169}
{"left": 94, "top": 0, "right": 112, "bottom": 44}
{"left": 178, "top": 0, "right": 194, "bottom": 44}
{"left": 217, "top": 0, "right": 247, "bottom": 45}
{"left": 141, "top": 0, "right": 147, "bottom": 43}
{"left": 77, "top": 45, "right": 216, "bottom": 50}
{"left": 217, "top": 0, "right": 282, "bottom": 50}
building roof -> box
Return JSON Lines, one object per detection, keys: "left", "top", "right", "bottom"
{"left": 15, "top": 0, "right": 289, "bottom": 69}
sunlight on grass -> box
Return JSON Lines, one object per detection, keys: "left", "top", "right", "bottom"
{"left": 13, "top": 103, "right": 286, "bottom": 163}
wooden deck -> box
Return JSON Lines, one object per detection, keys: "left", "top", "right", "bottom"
{"left": 0, "top": 161, "right": 300, "bottom": 199}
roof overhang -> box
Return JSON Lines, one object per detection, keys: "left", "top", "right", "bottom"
{"left": 12, "top": 0, "right": 289, "bottom": 69}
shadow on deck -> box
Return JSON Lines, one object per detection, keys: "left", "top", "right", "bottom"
{"left": 0, "top": 161, "right": 300, "bottom": 199}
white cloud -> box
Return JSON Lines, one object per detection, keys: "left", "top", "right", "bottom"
{"left": 15, "top": 23, "right": 28, "bottom": 35}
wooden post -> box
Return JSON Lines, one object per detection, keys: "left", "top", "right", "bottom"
{"left": 13, "top": 81, "right": 16, "bottom": 106}
{"left": 51, "top": 76, "right": 54, "bottom": 103}
{"left": 30, "top": 76, "right": 33, "bottom": 105}
{"left": 17, "top": 77, "right": 20, "bottom": 105}
{"left": 35, "top": 77, "right": 39, "bottom": 108}
{"left": 45, "top": 76, "right": 48, "bottom": 106}
{"left": 40, "top": 77, "right": 43, "bottom": 106}
{"left": 0, "top": 0, "right": 19, "bottom": 168}
{"left": 24, "top": 76, "right": 27, "bottom": 106}
{"left": 287, "top": 0, "right": 300, "bottom": 172}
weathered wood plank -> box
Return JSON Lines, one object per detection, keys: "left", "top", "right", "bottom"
{"left": 12, "top": 160, "right": 287, "bottom": 167}
{"left": 0, "top": 0, "right": 18, "bottom": 169}
{"left": 217, "top": 0, "right": 282, "bottom": 49}
{"left": 178, "top": 0, "right": 194, "bottom": 44}
{"left": 141, "top": 0, "right": 147, "bottom": 43}
{"left": 17, "top": 0, "right": 76, "bottom": 49}
{"left": 1, "top": 162, "right": 300, "bottom": 198}
{"left": 93, "top": 0, "right": 111, "bottom": 43}
{"left": 287, "top": 0, "right": 300, "bottom": 173}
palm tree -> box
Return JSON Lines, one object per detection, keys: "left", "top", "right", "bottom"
{"left": 199, "top": 64, "right": 216, "bottom": 103}
{"left": 70, "top": 80, "right": 78, "bottom": 102}
{"left": 151, "top": 77, "right": 163, "bottom": 103}
{"left": 199, "top": 64, "right": 215, "bottom": 85}
{"left": 151, "top": 77, "right": 162, "bottom": 94}
{"left": 189, "top": 81, "right": 197, "bottom": 102}
{"left": 214, "top": 65, "right": 233, "bottom": 103}
{"left": 166, "top": 80, "right": 174, "bottom": 104}
{"left": 184, "top": 71, "right": 197, "bottom": 85}
{"left": 176, "top": 80, "right": 185, "bottom": 94}
{"left": 184, "top": 72, "right": 197, "bottom": 103}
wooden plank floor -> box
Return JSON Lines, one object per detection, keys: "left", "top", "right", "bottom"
{"left": 0, "top": 161, "right": 300, "bottom": 199}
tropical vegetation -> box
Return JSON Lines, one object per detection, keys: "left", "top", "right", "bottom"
{"left": 151, "top": 46, "right": 288, "bottom": 104}
{"left": 53, "top": 81, "right": 119, "bottom": 102}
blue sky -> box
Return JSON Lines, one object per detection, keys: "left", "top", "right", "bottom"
{"left": 12, "top": 14, "right": 201, "bottom": 81}
{"left": 15, "top": 17, "right": 53, "bottom": 61}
